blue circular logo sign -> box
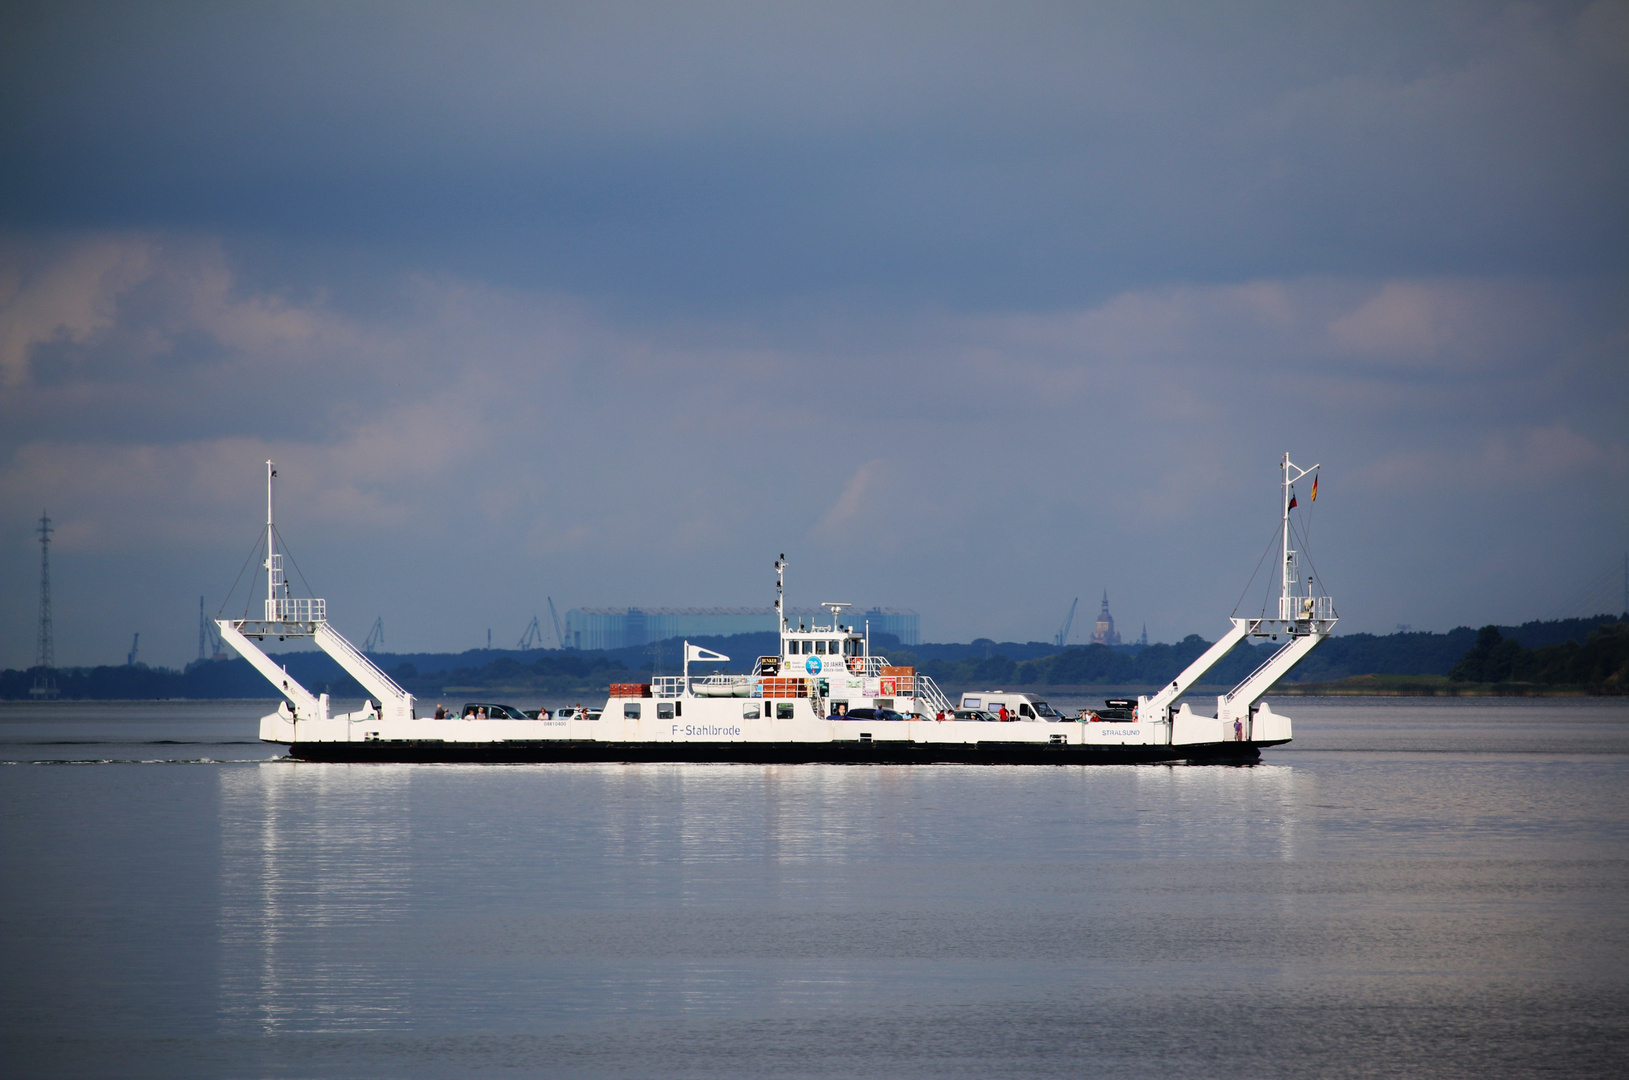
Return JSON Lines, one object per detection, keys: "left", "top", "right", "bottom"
{"left": 805, "top": 656, "right": 822, "bottom": 675}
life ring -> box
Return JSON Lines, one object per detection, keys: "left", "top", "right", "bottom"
{"left": 848, "top": 657, "right": 864, "bottom": 674}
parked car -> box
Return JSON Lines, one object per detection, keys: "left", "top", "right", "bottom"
{"left": 841, "top": 707, "right": 905, "bottom": 722}
{"left": 953, "top": 709, "right": 999, "bottom": 721}
{"left": 1090, "top": 699, "right": 1138, "bottom": 721}
{"left": 461, "top": 702, "right": 529, "bottom": 719}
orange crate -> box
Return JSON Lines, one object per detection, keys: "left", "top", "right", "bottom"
{"left": 758, "top": 678, "right": 809, "bottom": 697}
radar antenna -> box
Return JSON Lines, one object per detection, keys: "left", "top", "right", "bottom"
{"left": 820, "top": 601, "right": 852, "bottom": 629}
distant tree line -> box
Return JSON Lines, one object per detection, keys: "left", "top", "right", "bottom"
{"left": 4, "top": 614, "right": 1623, "bottom": 699}
{"left": 0, "top": 651, "right": 630, "bottom": 702}
{"left": 1449, "top": 622, "right": 1628, "bottom": 688}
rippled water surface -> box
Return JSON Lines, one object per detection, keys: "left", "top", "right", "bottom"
{"left": 3, "top": 697, "right": 1626, "bottom": 1078}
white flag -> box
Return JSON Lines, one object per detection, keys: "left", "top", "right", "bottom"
{"left": 685, "top": 643, "right": 730, "bottom": 663}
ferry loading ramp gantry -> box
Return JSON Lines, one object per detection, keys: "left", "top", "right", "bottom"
{"left": 217, "top": 461, "right": 416, "bottom": 727}
{"left": 1135, "top": 453, "right": 1335, "bottom": 740}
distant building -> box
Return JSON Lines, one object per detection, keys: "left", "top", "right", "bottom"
{"left": 1090, "top": 590, "right": 1121, "bottom": 646}
{"left": 563, "top": 606, "right": 919, "bottom": 650}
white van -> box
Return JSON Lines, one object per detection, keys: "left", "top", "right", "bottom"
{"left": 957, "top": 691, "right": 1067, "bottom": 721}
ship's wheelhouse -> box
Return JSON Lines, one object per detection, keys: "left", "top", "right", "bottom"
{"left": 781, "top": 631, "right": 863, "bottom": 661}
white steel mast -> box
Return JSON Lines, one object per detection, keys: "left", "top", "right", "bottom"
{"left": 265, "top": 460, "right": 281, "bottom": 620}
{"left": 775, "top": 554, "right": 787, "bottom": 652}
{"left": 1279, "top": 452, "right": 1319, "bottom": 622}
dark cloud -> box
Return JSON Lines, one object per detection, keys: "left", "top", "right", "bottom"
{"left": 2, "top": 2, "right": 1624, "bottom": 305}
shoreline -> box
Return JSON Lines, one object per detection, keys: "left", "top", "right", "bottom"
{"left": 1269, "top": 675, "right": 1623, "bottom": 697}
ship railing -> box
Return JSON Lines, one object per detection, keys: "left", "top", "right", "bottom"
{"left": 650, "top": 676, "right": 686, "bottom": 698}
{"left": 1277, "top": 594, "right": 1335, "bottom": 622}
{"left": 265, "top": 597, "right": 326, "bottom": 622}
{"left": 1222, "top": 650, "right": 1284, "bottom": 704}
{"left": 911, "top": 674, "right": 954, "bottom": 717}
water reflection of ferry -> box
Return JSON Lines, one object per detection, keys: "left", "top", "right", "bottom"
{"left": 224, "top": 456, "right": 1334, "bottom": 764}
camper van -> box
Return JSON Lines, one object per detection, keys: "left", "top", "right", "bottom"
{"left": 957, "top": 691, "right": 1066, "bottom": 722}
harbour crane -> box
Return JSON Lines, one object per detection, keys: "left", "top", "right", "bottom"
{"left": 1054, "top": 597, "right": 1078, "bottom": 648}
{"left": 547, "top": 596, "right": 568, "bottom": 649}
{"left": 362, "top": 616, "right": 384, "bottom": 653}
{"left": 127, "top": 633, "right": 139, "bottom": 666}
{"left": 517, "top": 616, "right": 545, "bottom": 650}
{"left": 199, "top": 597, "right": 226, "bottom": 660}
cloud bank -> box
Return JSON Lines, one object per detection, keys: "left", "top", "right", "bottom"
{"left": 1, "top": 2, "right": 1624, "bottom": 665}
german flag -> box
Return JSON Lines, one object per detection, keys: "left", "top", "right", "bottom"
{"left": 1311, "top": 474, "right": 1319, "bottom": 502}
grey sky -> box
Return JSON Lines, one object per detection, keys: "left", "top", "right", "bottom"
{"left": 2, "top": 1, "right": 1626, "bottom": 667}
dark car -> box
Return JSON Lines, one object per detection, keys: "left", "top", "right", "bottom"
{"left": 840, "top": 707, "right": 905, "bottom": 722}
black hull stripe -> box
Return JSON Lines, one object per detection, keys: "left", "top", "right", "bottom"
{"left": 285, "top": 741, "right": 1271, "bottom": 765}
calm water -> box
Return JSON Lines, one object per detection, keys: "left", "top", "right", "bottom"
{"left": 2, "top": 697, "right": 1626, "bottom": 1079}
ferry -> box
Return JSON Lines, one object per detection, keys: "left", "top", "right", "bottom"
{"left": 225, "top": 456, "right": 1334, "bottom": 764}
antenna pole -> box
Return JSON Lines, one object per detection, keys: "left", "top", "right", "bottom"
{"left": 1281, "top": 452, "right": 1292, "bottom": 607}
{"left": 264, "top": 460, "right": 278, "bottom": 620}
{"left": 31, "top": 511, "right": 57, "bottom": 698}
{"left": 1278, "top": 454, "right": 1320, "bottom": 619}
{"left": 36, "top": 511, "right": 54, "bottom": 670}
{"left": 775, "top": 554, "right": 787, "bottom": 652}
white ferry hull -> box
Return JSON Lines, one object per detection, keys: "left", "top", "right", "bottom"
{"left": 263, "top": 699, "right": 1290, "bottom": 765}
{"left": 283, "top": 739, "right": 1268, "bottom": 764}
